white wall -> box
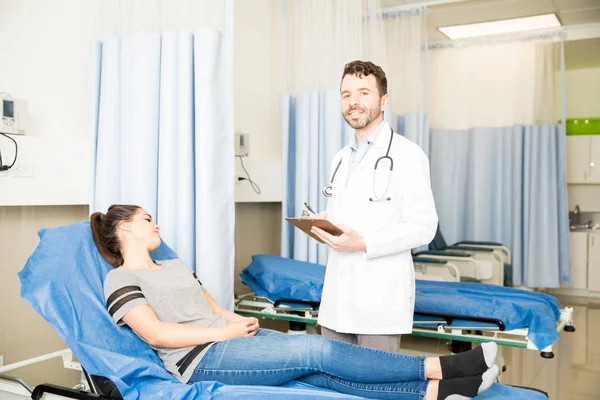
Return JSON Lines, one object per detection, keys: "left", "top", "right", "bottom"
{"left": 233, "top": 0, "right": 285, "bottom": 202}
{"left": 234, "top": 0, "right": 284, "bottom": 160}
{"left": 565, "top": 67, "right": 600, "bottom": 211}
{"left": 0, "top": 0, "right": 97, "bottom": 205}
{"left": 565, "top": 67, "right": 600, "bottom": 118}
{"left": 568, "top": 185, "right": 600, "bottom": 212}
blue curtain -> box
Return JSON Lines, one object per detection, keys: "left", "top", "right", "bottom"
{"left": 92, "top": 29, "right": 235, "bottom": 309}
{"left": 281, "top": 90, "right": 353, "bottom": 264}
{"left": 430, "top": 125, "right": 571, "bottom": 287}
{"left": 388, "top": 113, "right": 429, "bottom": 156}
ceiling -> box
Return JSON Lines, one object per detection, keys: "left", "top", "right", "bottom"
{"left": 381, "top": 0, "right": 600, "bottom": 68}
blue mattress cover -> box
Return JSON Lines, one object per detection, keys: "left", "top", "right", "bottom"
{"left": 18, "top": 223, "right": 549, "bottom": 400}
{"left": 240, "top": 254, "right": 562, "bottom": 350}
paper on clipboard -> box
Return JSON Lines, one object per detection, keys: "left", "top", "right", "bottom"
{"left": 285, "top": 217, "right": 343, "bottom": 244}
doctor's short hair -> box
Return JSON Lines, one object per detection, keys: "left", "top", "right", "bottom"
{"left": 341, "top": 60, "right": 388, "bottom": 97}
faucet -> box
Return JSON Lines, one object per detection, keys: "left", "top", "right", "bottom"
{"left": 574, "top": 205, "right": 580, "bottom": 214}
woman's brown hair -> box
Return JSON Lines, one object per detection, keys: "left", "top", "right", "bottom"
{"left": 90, "top": 204, "right": 141, "bottom": 268}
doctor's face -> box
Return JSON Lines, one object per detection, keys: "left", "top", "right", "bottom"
{"left": 340, "top": 73, "right": 388, "bottom": 130}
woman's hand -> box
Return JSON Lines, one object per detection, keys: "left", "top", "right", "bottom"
{"left": 243, "top": 317, "right": 260, "bottom": 336}
{"left": 224, "top": 317, "right": 260, "bottom": 339}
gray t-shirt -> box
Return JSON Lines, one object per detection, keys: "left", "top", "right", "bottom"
{"left": 103, "top": 258, "right": 228, "bottom": 383}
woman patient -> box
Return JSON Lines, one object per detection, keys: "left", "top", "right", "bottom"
{"left": 92, "top": 204, "right": 499, "bottom": 400}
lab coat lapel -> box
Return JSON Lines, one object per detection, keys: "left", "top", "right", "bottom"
{"left": 347, "top": 124, "right": 393, "bottom": 187}
{"left": 335, "top": 148, "right": 352, "bottom": 191}
{"left": 330, "top": 148, "right": 352, "bottom": 222}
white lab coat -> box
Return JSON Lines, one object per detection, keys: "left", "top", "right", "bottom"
{"left": 318, "top": 121, "right": 438, "bottom": 334}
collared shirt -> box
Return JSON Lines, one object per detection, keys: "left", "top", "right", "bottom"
{"left": 347, "top": 121, "right": 387, "bottom": 183}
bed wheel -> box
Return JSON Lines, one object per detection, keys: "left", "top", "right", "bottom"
{"left": 564, "top": 325, "right": 576, "bottom": 333}
{"left": 540, "top": 351, "right": 554, "bottom": 359}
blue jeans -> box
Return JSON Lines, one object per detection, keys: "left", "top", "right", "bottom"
{"left": 189, "top": 329, "right": 428, "bottom": 399}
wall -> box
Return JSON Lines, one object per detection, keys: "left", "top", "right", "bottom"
{"left": 233, "top": 0, "right": 285, "bottom": 287}
{"left": 565, "top": 67, "right": 600, "bottom": 119}
{"left": 565, "top": 67, "right": 600, "bottom": 211}
{"left": 0, "top": 206, "right": 88, "bottom": 387}
{"left": 0, "top": 0, "right": 98, "bottom": 389}
{"left": 233, "top": 0, "right": 285, "bottom": 203}
{"left": 234, "top": 0, "right": 284, "bottom": 160}
{"left": 0, "top": 0, "right": 96, "bottom": 205}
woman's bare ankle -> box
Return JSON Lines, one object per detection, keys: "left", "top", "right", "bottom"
{"left": 425, "top": 357, "right": 442, "bottom": 380}
{"left": 425, "top": 380, "right": 439, "bottom": 400}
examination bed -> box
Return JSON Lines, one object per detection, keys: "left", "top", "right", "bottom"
{"left": 1, "top": 221, "right": 553, "bottom": 399}
{"left": 236, "top": 255, "right": 575, "bottom": 358}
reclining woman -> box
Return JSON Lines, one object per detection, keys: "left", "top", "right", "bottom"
{"left": 91, "top": 204, "right": 499, "bottom": 400}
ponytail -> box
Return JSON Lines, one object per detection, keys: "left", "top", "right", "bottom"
{"left": 90, "top": 206, "right": 140, "bottom": 267}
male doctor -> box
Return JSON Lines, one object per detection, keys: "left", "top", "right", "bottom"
{"left": 311, "top": 60, "right": 438, "bottom": 352}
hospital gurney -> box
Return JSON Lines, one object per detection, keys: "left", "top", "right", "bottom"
{"left": 237, "top": 254, "right": 575, "bottom": 359}
{"left": 425, "top": 226, "right": 512, "bottom": 286}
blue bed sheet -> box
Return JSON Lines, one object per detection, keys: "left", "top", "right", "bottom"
{"left": 240, "top": 255, "right": 561, "bottom": 351}
{"left": 239, "top": 255, "right": 553, "bottom": 399}
{"left": 18, "top": 223, "right": 549, "bottom": 400}
{"left": 18, "top": 222, "right": 358, "bottom": 400}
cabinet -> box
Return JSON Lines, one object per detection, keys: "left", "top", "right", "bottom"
{"left": 592, "top": 137, "right": 600, "bottom": 182}
{"left": 567, "top": 136, "right": 600, "bottom": 183}
{"left": 589, "top": 233, "right": 600, "bottom": 291}
{"left": 570, "top": 232, "right": 588, "bottom": 289}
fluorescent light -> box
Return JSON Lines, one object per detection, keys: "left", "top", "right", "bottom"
{"left": 439, "top": 14, "right": 561, "bottom": 40}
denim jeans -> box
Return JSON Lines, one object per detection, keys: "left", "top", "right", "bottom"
{"left": 189, "top": 329, "right": 428, "bottom": 399}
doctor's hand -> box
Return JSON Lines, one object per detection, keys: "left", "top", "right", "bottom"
{"left": 311, "top": 224, "right": 366, "bottom": 253}
{"left": 312, "top": 211, "right": 328, "bottom": 219}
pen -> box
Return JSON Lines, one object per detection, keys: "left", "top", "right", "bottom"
{"left": 303, "top": 202, "right": 316, "bottom": 215}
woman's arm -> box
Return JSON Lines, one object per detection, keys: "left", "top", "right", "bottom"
{"left": 204, "top": 291, "right": 250, "bottom": 323}
{"left": 121, "top": 304, "right": 252, "bottom": 348}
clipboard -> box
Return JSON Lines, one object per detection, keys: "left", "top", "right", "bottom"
{"left": 285, "top": 217, "right": 343, "bottom": 244}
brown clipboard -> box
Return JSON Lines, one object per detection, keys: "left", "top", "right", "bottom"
{"left": 285, "top": 217, "right": 343, "bottom": 244}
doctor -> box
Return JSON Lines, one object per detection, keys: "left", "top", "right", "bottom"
{"left": 311, "top": 60, "right": 438, "bottom": 352}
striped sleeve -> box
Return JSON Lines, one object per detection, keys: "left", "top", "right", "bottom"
{"left": 192, "top": 272, "right": 207, "bottom": 293}
{"left": 103, "top": 271, "right": 149, "bottom": 326}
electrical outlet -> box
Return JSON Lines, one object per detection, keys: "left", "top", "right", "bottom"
{"left": 11, "top": 162, "right": 33, "bottom": 177}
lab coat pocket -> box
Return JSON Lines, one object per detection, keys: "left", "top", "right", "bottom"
{"left": 354, "top": 263, "right": 402, "bottom": 310}
{"left": 363, "top": 196, "right": 402, "bottom": 234}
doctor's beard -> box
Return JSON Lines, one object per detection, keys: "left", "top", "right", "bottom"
{"left": 343, "top": 104, "right": 382, "bottom": 130}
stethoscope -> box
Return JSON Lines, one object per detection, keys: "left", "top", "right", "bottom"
{"left": 322, "top": 128, "right": 395, "bottom": 202}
